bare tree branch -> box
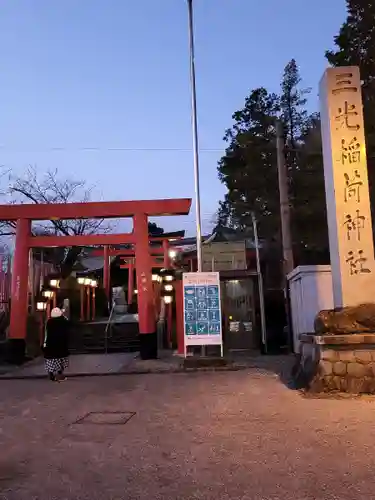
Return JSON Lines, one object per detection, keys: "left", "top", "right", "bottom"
{"left": 1, "top": 166, "right": 114, "bottom": 276}
{"left": 2, "top": 166, "right": 110, "bottom": 236}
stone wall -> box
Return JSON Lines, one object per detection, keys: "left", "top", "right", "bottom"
{"left": 294, "top": 334, "right": 375, "bottom": 394}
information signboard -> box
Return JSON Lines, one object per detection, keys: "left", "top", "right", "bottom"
{"left": 183, "top": 272, "right": 223, "bottom": 355}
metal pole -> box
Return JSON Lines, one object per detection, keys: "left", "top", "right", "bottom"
{"left": 251, "top": 213, "right": 267, "bottom": 354}
{"left": 187, "top": 0, "right": 205, "bottom": 358}
{"left": 187, "top": 0, "right": 203, "bottom": 273}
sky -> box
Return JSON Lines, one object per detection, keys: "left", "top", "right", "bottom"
{"left": 0, "top": 0, "right": 347, "bottom": 236}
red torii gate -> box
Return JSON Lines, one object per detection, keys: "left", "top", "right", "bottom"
{"left": 90, "top": 236, "right": 179, "bottom": 302}
{"left": 90, "top": 240, "right": 178, "bottom": 345}
{"left": 1, "top": 198, "right": 191, "bottom": 359}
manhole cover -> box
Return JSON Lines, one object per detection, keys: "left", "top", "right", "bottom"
{"left": 73, "top": 411, "right": 136, "bottom": 425}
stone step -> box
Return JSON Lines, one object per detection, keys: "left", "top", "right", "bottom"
{"left": 69, "top": 320, "right": 139, "bottom": 354}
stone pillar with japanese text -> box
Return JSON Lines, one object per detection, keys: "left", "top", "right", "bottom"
{"left": 320, "top": 66, "right": 375, "bottom": 308}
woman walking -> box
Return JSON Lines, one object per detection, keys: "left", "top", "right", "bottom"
{"left": 43, "top": 307, "right": 70, "bottom": 382}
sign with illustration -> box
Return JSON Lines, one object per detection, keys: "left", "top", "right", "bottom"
{"left": 183, "top": 272, "right": 223, "bottom": 354}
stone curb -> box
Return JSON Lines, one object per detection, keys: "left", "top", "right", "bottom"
{"left": 0, "top": 364, "right": 248, "bottom": 380}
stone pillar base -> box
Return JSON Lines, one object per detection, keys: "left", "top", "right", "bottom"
{"left": 293, "top": 334, "right": 375, "bottom": 394}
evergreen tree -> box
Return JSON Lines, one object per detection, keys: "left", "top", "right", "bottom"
{"left": 217, "top": 87, "right": 280, "bottom": 240}
{"left": 292, "top": 115, "right": 328, "bottom": 261}
{"left": 280, "top": 59, "right": 309, "bottom": 150}
{"left": 280, "top": 62, "right": 327, "bottom": 258}
{"left": 217, "top": 60, "right": 328, "bottom": 262}
{"left": 215, "top": 198, "right": 236, "bottom": 229}
{"left": 326, "top": 0, "right": 375, "bottom": 189}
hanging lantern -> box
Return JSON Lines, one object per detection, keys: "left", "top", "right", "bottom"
{"left": 49, "top": 278, "right": 60, "bottom": 289}
{"left": 160, "top": 280, "right": 174, "bottom": 304}
{"left": 42, "top": 289, "right": 54, "bottom": 299}
{"left": 159, "top": 268, "right": 175, "bottom": 282}
{"left": 36, "top": 301, "right": 47, "bottom": 311}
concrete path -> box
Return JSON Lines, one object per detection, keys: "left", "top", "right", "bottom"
{"left": 0, "top": 353, "right": 135, "bottom": 378}
{"left": 0, "top": 369, "right": 375, "bottom": 499}
{"left": 0, "top": 352, "right": 293, "bottom": 378}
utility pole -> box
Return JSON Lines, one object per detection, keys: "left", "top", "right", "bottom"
{"left": 276, "top": 119, "right": 294, "bottom": 352}
{"left": 276, "top": 119, "right": 294, "bottom": 277}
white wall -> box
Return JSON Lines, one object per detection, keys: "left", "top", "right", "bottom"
{"left": 288, "top": 266, "right": 334, "bottom": 353}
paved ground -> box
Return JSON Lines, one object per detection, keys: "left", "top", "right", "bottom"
{"left": 0, "top": 353, "right": 135, "bottom": 378}
{"left": 1, "top": 368, "right": 375, "bottom": 499}
{"left": 1, "top": 351, "right": 292, "bottom": 378}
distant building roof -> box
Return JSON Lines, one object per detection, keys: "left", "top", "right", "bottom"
{"left": 77, "top": 227, "right": 264, "bottom": 271}
{"left": 171, "top": 226, "right": 263, "bottom": 254}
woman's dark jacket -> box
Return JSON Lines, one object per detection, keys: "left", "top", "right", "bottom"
{"left": 43, "top": 316, "right": 70, "bottom": 359}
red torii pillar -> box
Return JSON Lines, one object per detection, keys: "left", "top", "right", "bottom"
{"left": 163, "top": 239, "right": 170, "bottom": 268}
{"left": 8, "top": 219, "right": 31, "bottom": 362}
{"left": 175, "top": 280, "right": 185, "bottom": 355}
{"left": 10, "top": 219, "right": 31, "bottom": 339}
{"left": 103, "top": 245, "right": 110, "bottom": 308}
{"left": 162, "top": 239, "right": 173, "bottom": 346}
{"left": 128, "top": 259, "right": 134, "bottom": 305}
{"left": 134, "top": 213, "right": 156, "bottom": 358}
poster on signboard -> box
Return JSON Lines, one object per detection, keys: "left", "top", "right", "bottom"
{"left": 183, "top": 272, "right": 223, "bottom": 354}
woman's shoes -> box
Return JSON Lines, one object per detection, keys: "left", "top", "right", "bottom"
{"left": 48, "top": 373, "right": 67, "bottom": 382}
